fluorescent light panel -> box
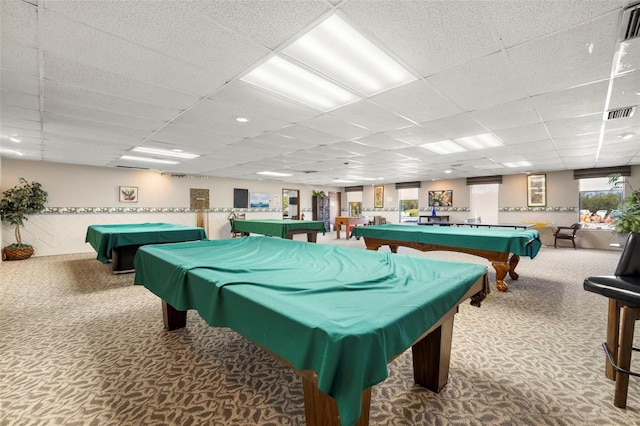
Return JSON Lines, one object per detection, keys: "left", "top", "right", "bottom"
{"left": 132, "top": 147, "right": 199, "bottom": 159}
{"left": 283, "top": 15, "right": 416, "bottom": 96}
{"left": 120, "top": 155, "right": 179, "bottom": 165}
{"left": 257, "top": 171, "right": 293, "bottom": 177}
{"left": 420, "top": 140, "right": 467, "bottom": 155}
{"left": 241, "top": 56, "right": 359, "bottom": 112}
{"left": 502, "top": 161, "right": 532, "bottom": 168}
{"left": 0, "top": 148, "right": 24, "bottom": 156}
{"left": 454, "top": 133, "right": 504, "bottom": 150}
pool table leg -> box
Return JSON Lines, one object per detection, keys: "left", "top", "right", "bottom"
{"left": 162, "top": 300, "right": 187, "bottom": 330}
{"left": 412, "top": 313, "right": 454, "bottom": 392}
{"left": 301, "top": 377, "right": 371, "bottom": 426}
{"left": 508, "top": 254, "right": 520, "bottom": 280}
{"left": 490, "top": 261, "right": 509, "bottom": 292}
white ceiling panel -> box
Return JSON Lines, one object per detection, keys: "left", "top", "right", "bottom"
{"left": 43, "top": 55, "right": 200, "bottom": 109}
{"left": 507, "top": 13, "right": 620, "bottom": 96}
{"left": 428, "top": 52, "right": 528, "bottom": 111}
{"left": 2, "top": 1, "right": 639, "bottom": 184}
{"left": 369, "top": 80, "right": 464, "bottom": 124}
{"left": 469, "top": 99, "right": 541, "bottom": 131}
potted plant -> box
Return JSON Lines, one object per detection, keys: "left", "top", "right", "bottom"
{"left": 609, "top": 174, "right": 640, "bottom": 243}
{"left": 0, "top": 178, "right": 48, "bottom": 260}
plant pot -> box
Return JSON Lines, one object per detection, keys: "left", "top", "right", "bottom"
{"left": 2, "top": 245, "right": 34, "bottom": 260}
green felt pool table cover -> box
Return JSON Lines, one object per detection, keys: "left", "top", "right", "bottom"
{"left": 133, "top": 236, "right": 487, "bottom": 426}
{"left": 85, "top": 223, "right": 207, "bottom": 263}
{"left": 351, "top": 224, "right": 542, "bottom": 258}
{"left": 231, "top": 219, "right": 326, "bottom": 238}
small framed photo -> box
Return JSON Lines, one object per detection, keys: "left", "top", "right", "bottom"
{"left": 374, "top": 185, "right": 384, "bottom": 208}
{"left": 527, "top": 174, "right": 546, "bottom": 207}
{"left": 119, "top": 186, "right": 138, "bottom": 203}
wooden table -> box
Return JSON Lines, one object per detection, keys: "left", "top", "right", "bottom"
{"left": 134, "top": 237, "right": 488, "bottom": 426}
{"left": 351, "top": 224, "right": 541, "bottom": 292}
{"left": 335, "top": 216, "right": 369, "bottom": 239}
{"left": 231, "top": 219, "right": 326, "bottom": 242}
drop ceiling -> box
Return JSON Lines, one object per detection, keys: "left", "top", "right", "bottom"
{"left": 1, "top": 0, "right": 639, "bottom": 186}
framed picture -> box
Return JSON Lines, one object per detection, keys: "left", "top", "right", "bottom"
{"left": 527, "top": 174, "right": 546, "bottom": 206}
{"left": 250, "top": 192, "right": 269, "bottom": 208}
{"left": 374, "top": 185, "right": 384, "bottom": 208}
{"left": 428, "top": 190, "right": 452, "bottom": 207}
{"left": 119, "top": 186, "right": 138, "bottom": 203}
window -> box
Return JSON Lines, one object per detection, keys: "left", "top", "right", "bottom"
{"left": 578, "top": 177, "right": 622, "bottom": 230}
{"left": 398, "top": 188, "right": 419, "bottom": 223}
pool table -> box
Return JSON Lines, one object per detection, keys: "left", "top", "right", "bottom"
{"left": 351, "top": 224, "right": 541, "bottom": 292}
{"left": 133, "top": 237, "right": 488, "bottom": 426}
{"left": 231, "top": 219, "right": 326, "bottom": 242}
{"left": 85, "top": 223, "right": 207, "bottom": 272}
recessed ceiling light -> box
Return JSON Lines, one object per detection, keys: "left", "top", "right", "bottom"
{"left": 9, "top": 136, "right": 22, "bottom": 143}
{"left": 132, "top": 147, "right": 199, "bottom": 159}
{"left": 282, "top": 14, "right": 416, "bottom": 96}
{"left": 120, "top": 155, "right": 179, "bottom": 165}
{"left": 256, "top": 171, "right": 293, "bottom": 177}
{"left": 0, "top": 148, "right": 24, "bottom": 156}
{"left": 241, "top": 56, "right": 360, "bottom": 112}
{"left": 502, "top": 161, "right": 532, "bottom": 168}
{"left": 419, "top": 140, "right": 467, "bottom": 155}
{"left": 236, "top": 117, "right": 249, "bottom": 123}
{"left": 454, "top": 133, "right": 503, "bottom": 150}
{"left": 444, "top": 170, "right": 452, "bottom": 174}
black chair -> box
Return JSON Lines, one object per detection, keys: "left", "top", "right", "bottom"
{"left": 552, "top": 223, "right": 581, "bottom": 249}
{"left": 584, "top": 232, "right": 640, "bottom": 408}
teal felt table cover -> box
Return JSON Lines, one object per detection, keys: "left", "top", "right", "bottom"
{"left": 133, "top": 236, "right": 487, "bottom": 426}
{"left": 85, "top": 223, "right": 207, "bottom": 263}
{"left": 231, "top": 219, "right": 326, "bottom": 238}
{"left": 351, "top": 224, "right": 542, "bottom": 258}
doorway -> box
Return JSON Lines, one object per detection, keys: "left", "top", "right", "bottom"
{"left": 282, "top": 189, "right": 300, "bottom": 219}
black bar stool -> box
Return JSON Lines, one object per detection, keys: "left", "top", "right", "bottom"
{"left": 584, "top": 232, "right": 640, "bottom": 408}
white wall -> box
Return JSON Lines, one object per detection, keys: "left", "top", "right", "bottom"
{"left": 3, "top": 159, "right": 638, "bottom": 256}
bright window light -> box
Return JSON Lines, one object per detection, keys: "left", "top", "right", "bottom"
{"left": 241, "top": 56, "right": 360, "bottom": 112}
{"left": 283, "top": 15, "right": 416, "bottom": 96}
{"left": 419, "top": 140, "right": 467, "bottom": 155}
{"left": 257, "top": 171, "right": 293, "bottom": 177}
{"left": 120, "top": 155, "right": 179, "bottom": 165}
{"left": 502, "top": 161, "right": 532, "bottom": 168}
{"left": 132, "top": 147, "right": 199, "bottom": 159}
{"left": 454, "top": 133, "right": 504, "bottom": 150}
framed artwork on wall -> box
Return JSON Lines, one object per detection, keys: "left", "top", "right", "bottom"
{"left": 250, "top": 192, "right": 269, "bottom": 208}
{"left": 428, "top": 190, "right": 452, "bottom": 207}
{"left": 374, "top": 185, "right": 384, "bottom": 208}
{"left": 527, "top": 174, "right": 546, "bottom": 206}
{"left": 119, "top": 186, "right": 138, "bottom": 203}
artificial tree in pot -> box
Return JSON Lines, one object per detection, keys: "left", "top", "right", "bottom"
{"left": 0, "top": 178, "right": 48, "bottom": 260}
{"left": 609, "top": 173, "right": 640, "bottom": 244}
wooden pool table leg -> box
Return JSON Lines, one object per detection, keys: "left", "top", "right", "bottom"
{"left": 412, "top": 313, "right": 454, "bottom": 392}
{"left": 162, "top": 300, "right": 187, "bottom": 331}
{"left": 307, "top": 232, "right": 317, "bottom": 243}
{"left": 508, "top": 254, "right": 520, "bottom": 280}
{"left": 490, "top": 261, "right": 509, "bottom": 292}
{"left": 301, "top": 377, "right": 371, "bottom": 426}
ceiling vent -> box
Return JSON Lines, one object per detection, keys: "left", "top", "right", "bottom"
{"left": 620, "top": 4, "right": 640, "bottom": 41}
{"left": 605, "top": 105, "right": 636, "bottom": 120}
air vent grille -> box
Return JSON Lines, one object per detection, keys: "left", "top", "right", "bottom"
{"left": 606, "top": 106, "right": 636, "bottom": 120}
{"left": 621, "top": 4, "right": 640, "bottom": 40}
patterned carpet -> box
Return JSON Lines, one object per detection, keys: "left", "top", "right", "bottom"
{"left": 1, "top": 233, "right": 639, "bottom": 425}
